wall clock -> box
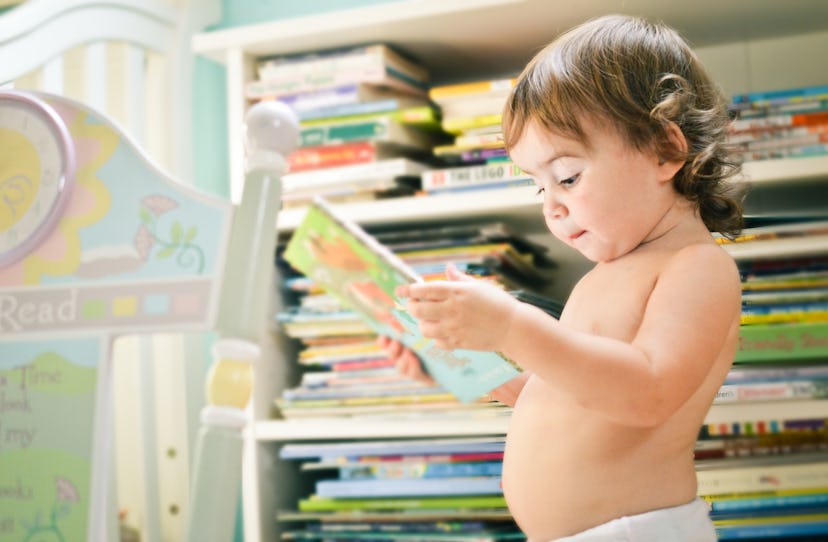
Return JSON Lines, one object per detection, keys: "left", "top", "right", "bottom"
{"left": 0, "top": 90, "right": 76, "bottom": 266}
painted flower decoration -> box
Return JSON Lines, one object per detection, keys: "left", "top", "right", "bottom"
{"left": 55, "top": 476, "right": 80, "bottom": 503}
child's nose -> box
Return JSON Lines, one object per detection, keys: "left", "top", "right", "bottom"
{"left": 542, "top": 193, "right": 567, "bottom": 219}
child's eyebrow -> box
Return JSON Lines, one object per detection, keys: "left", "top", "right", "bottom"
{"left": 521, "top": 152, "right": 568, "bottom": 177}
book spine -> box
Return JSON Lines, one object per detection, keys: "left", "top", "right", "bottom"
{"left": 715, "top": 517, "right": 828, "bottom": 539}
{"left": 702, "top": 416, "right": 828, "bottom": 438}
{"left": 257, "top": 83, "right": 361, "bottom": 110}
{"left": 332, "top": 358, "right": 396, "bottom": 371}
{"left": 282, "top": 158, "right": 427, "bottom": 190}
{"left": 421, "top": 162, "right": 528, "bottom": 191}
{"left": 714, "top": 380, "right": 828, "bottom": 404}
{"left": 734, "top": 132, "right": 828, "bottom": 152}
{"left": 707, "top": 491, "right": 828, "bottom": 512}
{"left": 429, "top": 78, "right": 516, "bottom": 100}
{"left": 314, "top": 476, "right": 503, "bottom": 498}
{"left": 454, "top": 133, "right": 505, "bottom": 148}
{"left": 697, "top": 460, "right": 828, "bottom": 496}
{"left": 301, "top": 118, "right": 393, "bottom": 146}
{"left": 246, "top": 67, "right": 426, "bottom": 99}
{"left": 442, "top": 113, "right": 503, "bottom": 134}
{"left": 425, "top": 178, "right": 534, "bottom": 195}
{"left": 339, "top": 460, "right": 503, "bottom": 480}
{"left": 731, "top": 84, "right": 828, "bottom": 105}
{"left": 727, "top": 122, "right": 828, "bottom": 142}
{"left": 298, "top": 105, "right": 439, "bottom": 129}
{"left": 297, "top": 97, "right": 424, "bottom": 122}
{"left": 739, "top": 142, "right": 828, "bottom": 162}
{"left": 725, "top": 365, "right": 828, "bottom": 383}
{"left": 258, "top": 44, "right": 428, "bottom": 86}
{"left": 729, "top": 111, "right": 828, "bottom": 132}
{"left": 288, "top": 141, "right": 382, "bottom": 172}
{"left": 297, "top": 495, "right": 508, "bottom": 512}
{"left": 734, "top": 321, "right": 828, "bottom": 363}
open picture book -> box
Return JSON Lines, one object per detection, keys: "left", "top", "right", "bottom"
{"left": 283, "top": 198, "right": 521, "bottom": 402}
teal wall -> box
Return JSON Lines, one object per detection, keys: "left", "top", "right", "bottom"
{"left": 192, "top": 0, "right": 402, "bottom": 198}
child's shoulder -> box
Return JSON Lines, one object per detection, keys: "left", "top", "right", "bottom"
{"left": 663, "top": 240, "right": 740, "bottom": 287}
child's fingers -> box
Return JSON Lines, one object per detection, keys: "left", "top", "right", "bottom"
{"left": 445, "top": 262, "right": 475, "bottom": 282}
{"left": 398, "top": 349, "right": 435, "bottom": 385}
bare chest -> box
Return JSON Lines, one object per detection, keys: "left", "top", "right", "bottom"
{"left": 559, "top": 255, "right": 663, "bottom": 340}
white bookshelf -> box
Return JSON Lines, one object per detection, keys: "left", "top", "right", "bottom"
{"left": 192, "top": 0, "right": 828, "bottom": 203}
{"left": 192, "top": 2, "right": 828, "bottom": 541}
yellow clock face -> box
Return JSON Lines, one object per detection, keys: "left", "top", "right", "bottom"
{"left": 0, "top": 91, "right": 75, "bottom": 266}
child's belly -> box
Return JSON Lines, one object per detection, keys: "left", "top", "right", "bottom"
{"left": 502, "top": 375, "right": 698, "bottom": 540}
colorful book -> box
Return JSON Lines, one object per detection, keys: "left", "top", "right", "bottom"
{"left": 297, "top": 95, "right": 432, "bottom": 122}
{"left": 421, "top": 161, "right": 529, "bottom": 193}
{"left": 282, "top": 199, "right": 522, "bottom": 402}
{"left": 315, "top": 476, "right": 503, "bottom": 498}
{"left": 731, "top": 84, "right": 828, "bottom": 107}
{"left": 300, "top": 117, "right": 439, "bottom": 149}
{"left": 297, "top": 495, "right": 508, "bottom": 512}
{"left": 280, "top": 437, "right": 506, "bottom": 461}
{"left": 338, "top": 461, "right": 503, "bottom": 480}
{"left": 734, "top": 321, "right": 828, "bottom": 363}
{"left": 696, "top": 456, "right": 828, "bottom": 496}
{"left": 715, "top": 514, "right": 828, "bottom": 539}
{"left": 282, "top": 157, "right": 429, "bottom": 193}
{"left": 714, "top": 379, "right": 828, "bottom": 403}
{"left": 298, "top": 105, "right": 441, "bottom": 131}
{"left": 254, "top": 81, "right": 426, "bottom": 108}
{"left": 429, "top": 78, "right": 517, "bottom": 121}
{"left": 706, "top": 489, "right": 828, "bottom": 513}
{"left": 729, "top": 110, "right": 828, "bottom": 132}
{"left": 256, "top": 44, "right": 429, "bottom": 89}
{"left": 288, "top": 141, "right": 429, "bottom": 172}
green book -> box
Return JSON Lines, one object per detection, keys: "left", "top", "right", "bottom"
{"left": 735, "top": 321, "right": 828, "bottom": 363}
{"left": 297, "top": 494, "right": 508, "bottom": 512}
{"left": 282, "top": 198, "right": 521, "bottom": 403}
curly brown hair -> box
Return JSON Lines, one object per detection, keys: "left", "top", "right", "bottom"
{"left": 502, "top": 14, "right": 745, "bottom": 238}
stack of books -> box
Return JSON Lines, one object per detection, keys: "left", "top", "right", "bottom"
{"left": 277, "top": 437, "right": 524, "bottom": 541}
{"left": 422, "top": 78, "right": 530, "bottom": 195}
{"left": 694, "top": 216, "right": 828, "bottom": 539}
{"left": 727, "top": 84, "right": 828, "bottom": 162}
{"left": 248, "top": 44, "right": 448, "bottom": 207}
{"left": 700, "top": 454, "right": 828, "bottom": 539}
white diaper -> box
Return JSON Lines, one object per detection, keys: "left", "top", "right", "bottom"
{"left": 549, "top": 498, "right": 716, "bottom": 542}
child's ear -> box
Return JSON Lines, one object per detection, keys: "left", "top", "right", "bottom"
{"left": 657, "top": 121, "right": 688, "bottom": 181}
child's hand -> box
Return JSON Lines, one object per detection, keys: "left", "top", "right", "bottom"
{"left": 377, "top": 336, "right": 436, "bottom": 385}
{"left": 396, "top": 263, "right": 520, "bottom": 352}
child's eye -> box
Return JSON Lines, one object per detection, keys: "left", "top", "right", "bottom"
{"left": 535, "top": 187, "right": 545, "bottom": 196}
{"left": 558, "top": 174, "right": 580, "bottom": 187}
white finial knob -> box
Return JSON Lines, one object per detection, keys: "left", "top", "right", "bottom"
{"left": 243, "top": 100, "right": 300, "bottom": 174}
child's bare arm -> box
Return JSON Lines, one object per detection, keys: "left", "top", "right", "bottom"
{"left": 400, "top": 244, "right": 741, "bottom": 426}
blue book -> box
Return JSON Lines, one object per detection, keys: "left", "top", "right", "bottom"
{"left": 315, "top": 476, "right": 503, "bottom": 497}
{"left": 732, "top": 84, "right": 828, "bottom": 105}
{"left": 282, "top": 198, "right": 522, "bottom": 403}
{"left": 716, "top": 518, "right": 828, "bottom": 539}
{"left": 710, "top": 493, "right": 828, "bottom": 514}
{"left": 280, "top": 436, "right": 505, "bottom": 460}
{"left": 340, "top": 460, "right": 503, "bottom": 480}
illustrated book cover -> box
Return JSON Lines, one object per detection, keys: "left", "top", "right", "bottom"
{"left": 282, "top": 198, "right": 521, "bottom": 402}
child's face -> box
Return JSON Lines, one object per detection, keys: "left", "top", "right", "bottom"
{"left": 509, "top": 117, "right": 681, "bottom": 263}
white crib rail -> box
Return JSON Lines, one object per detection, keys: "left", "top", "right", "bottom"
{"left": 0, "top": 0, "right": 177, "bottom": 82}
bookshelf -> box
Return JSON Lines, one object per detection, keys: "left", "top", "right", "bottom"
{"left": 192, "top": 2, "right": 828, "bottom": 540}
